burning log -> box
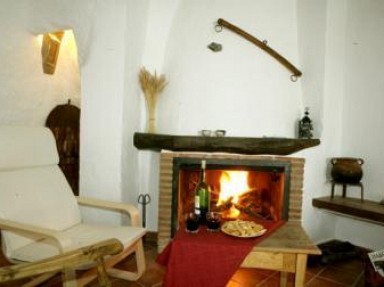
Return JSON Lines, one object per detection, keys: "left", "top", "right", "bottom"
{"left": 238, "top": 189, "right": 262, "bottom": 206}
{"left": 234, "top": 204, "right": 266, "bottom": 220}
{"left": 215, "top": 188, "right": 278, "bottom": 221}
{"left": 216, "top": 196, "right": 234, "bottom": 211}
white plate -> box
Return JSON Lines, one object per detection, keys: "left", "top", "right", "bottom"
{"left": 221, "top": 220, "right": 267, "bottom": 238}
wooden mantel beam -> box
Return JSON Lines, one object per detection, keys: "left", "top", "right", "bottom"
{"left": 133, "top": 133, "right": 320, "bottom": 155}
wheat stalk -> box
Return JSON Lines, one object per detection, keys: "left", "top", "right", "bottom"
{"left": 139, "top": 67, "right": 167, "bottom": 133}
{"left": 139, "top": 68, "right": 167, "bottom": 99}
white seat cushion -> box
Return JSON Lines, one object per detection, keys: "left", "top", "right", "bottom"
{"left": 9, "top": 224, "right": 146, "bottom": 262}
{"left": 0, "top": 166, "right": 82, "bottom": 257}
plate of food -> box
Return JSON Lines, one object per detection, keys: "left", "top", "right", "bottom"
{"left": 221, "top": 220, "right": 267, "bottom": 238}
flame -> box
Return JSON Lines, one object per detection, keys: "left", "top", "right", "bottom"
{"left": 227, "top": 205, "right": 240, "bottom": 219}
{"left": 217, "top": 171, "right": 250, "bottom": 218}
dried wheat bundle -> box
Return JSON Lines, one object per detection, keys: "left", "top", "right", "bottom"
{"left": 139, "top": 67, "right": 167, "bottom": 100}
{"left": 139, "top": 67, "right": 167, "bottom": 133}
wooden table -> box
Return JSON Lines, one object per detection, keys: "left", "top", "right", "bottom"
{"left": 241, "top": 222, "right": 321, "bottom": 287}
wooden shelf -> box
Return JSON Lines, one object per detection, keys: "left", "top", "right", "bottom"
{"left": 133, "top": 133, "right": 320, "bottom": 155}
{"left": 312, "top": 196, "right": 384, "bottom": 224}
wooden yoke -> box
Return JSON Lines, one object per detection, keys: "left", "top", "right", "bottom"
{"left": 217, "top": 18, "right": 302, "bottom": 81}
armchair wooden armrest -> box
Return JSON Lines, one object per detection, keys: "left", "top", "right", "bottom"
{"left": 0, "top": 219, "right": 73, "bottom": 252}
{"left": 76, "top": 196, "right": 141, "bottom": 227}
{"left": 0, "top": 238, "right": 123, "bottom": 287}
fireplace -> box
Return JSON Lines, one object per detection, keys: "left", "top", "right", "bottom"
{"left": 171, "top": 158, "right": 291, "bottom": 237}
{"left": 158, "top": 151, "right": 305, "bottom": 252}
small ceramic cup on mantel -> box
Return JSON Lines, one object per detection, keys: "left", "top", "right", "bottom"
{"left": 199, "top": 130, "right": 227, "bottom": 137}
{"left": 200, "top": 130, "right": 212, "bottom": 137}
{"left": 215, "top": 130, "right": 226, "bottom": 137}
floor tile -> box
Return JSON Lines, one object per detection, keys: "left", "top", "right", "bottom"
{"left": 227, "top": 268, "right": 271, "bottom": 287}
{"left": 305, "top": 276, "right": 345, "bottom": 287}
{"left": 317, "top": 265, "right": 361, "bottom": 286}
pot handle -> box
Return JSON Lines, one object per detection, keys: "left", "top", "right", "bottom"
{"left": 331, "top": 158, "right": 364, "bottom": 165}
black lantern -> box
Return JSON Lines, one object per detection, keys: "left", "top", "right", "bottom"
{"left": 298, "top": 107, "right": 313, "bottom": 139}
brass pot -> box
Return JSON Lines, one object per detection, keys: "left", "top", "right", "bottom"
{"left": 331, "top": 157, "right": 364, "bottom": 184}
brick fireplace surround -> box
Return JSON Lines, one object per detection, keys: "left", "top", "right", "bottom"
{"left": 157, "top": 150, "right": 305, "bottom": 252}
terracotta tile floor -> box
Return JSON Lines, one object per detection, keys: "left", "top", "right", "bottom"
{"left": 0, "top": 239, "right": 368, "bottom": 287}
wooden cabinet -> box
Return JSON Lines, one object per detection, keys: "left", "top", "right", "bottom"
{"left": 46, "top": 101, "right": 80, "bottom": 195}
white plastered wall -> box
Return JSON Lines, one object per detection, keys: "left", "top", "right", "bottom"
{"left": 1, "top": 0, "right": 384, "bottom": 249}
{"left": 333, "top": 0, "right": 384, "bottom": 250}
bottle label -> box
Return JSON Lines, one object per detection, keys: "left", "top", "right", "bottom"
{"left": 194, "top": 195, "right": 200, "bottom": 214}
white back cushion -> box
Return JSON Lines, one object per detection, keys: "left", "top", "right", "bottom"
{"left": 0, "top": 126, "right": 59, "bottom": 171}
{"left": 0, "top": 126, "right": 81, "bottom": 256}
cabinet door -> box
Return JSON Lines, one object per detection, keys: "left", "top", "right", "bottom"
{"left": 46, "top": 101, "right": 80, "bottom": 195}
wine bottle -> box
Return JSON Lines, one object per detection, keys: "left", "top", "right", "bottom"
{"left": 194, "top": 160, "right": 210, "bottom": 223}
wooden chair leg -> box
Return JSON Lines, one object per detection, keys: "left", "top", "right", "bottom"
{"left": 96, "top": 258, "right": 111, "bottom": 287}
{"left": 107, "top": 239, "right": 146, "bottom": 281}
{"left": 135, "top": 239, "right": 146, "bottom": 278}
{"left": 62, "top": 268, "right": 77, "bottom": 287}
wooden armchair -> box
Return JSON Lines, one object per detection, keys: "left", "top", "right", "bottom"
{"left": 0, "top": 126, "right": 146, "bottom": 286}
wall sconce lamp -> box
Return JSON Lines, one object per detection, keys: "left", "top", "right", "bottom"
{"left": 41, "top": 31, "right": 64, "bottom": 75}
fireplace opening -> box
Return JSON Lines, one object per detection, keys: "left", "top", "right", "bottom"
{"left": 171, "top": 158, "right": 291, "bottom": 237}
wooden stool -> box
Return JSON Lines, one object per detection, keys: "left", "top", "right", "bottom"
{"left": 331, "top": 181, "right": 364, "bottom": 201}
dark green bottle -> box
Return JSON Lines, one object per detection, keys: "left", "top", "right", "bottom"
{"left": 194, "top": 160, "right": 210, "bottom": 222}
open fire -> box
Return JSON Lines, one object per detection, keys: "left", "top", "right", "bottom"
{"left": 209, "top": 169, "right": 285, "bottom": 221}
{"left": 216, "top": 171, "right": 251, "bottom": 219}
{"left": 175, "top": 160, "right": 288, "bottom": 231}
{"left": 218, "top": 171, "right": 249, "bottom": 204}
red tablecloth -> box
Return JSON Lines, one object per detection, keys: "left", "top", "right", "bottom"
{"left": 157, "top": 220, "right": 285, "bottom": 287}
